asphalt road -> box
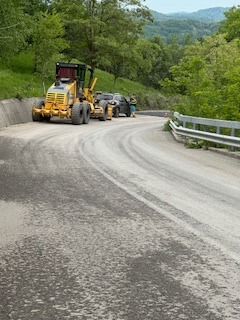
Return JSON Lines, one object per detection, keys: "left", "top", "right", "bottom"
{"left": 0, "top": 115, "right": 239, "bottom": 320}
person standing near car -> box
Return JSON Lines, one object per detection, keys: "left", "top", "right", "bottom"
{"left": 130, "top": 94, "right": 137, "bottom": 117}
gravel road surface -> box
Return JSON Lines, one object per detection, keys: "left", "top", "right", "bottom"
{"left": 0, "top": 115, "right": 239, "bottom": 320}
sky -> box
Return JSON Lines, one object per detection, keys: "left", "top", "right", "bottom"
{"left": 144, "top": 0, "right": 239, "bottom": 13}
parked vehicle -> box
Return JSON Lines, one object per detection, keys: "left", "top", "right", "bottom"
{"left": 95, "top": 92, "right": 131, "bottom": 117}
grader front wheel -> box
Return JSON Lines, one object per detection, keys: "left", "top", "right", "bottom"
{"left": 72, "top": 102, "right": 84, "bottom": 125}
{"left": 32, "top": 99, "right": 45, "bottom": 122}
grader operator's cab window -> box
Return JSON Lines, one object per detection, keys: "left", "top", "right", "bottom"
{"left": 57, "top": 68, "right": 75, "bottom": 81}
{"left": 55, "top": 63, "right": 87, "bottom": 86}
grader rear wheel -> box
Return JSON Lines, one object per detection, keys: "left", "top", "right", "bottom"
{"left": 98, "top": 100, "right": 108, "bottom": 121}
{"left": 83, "top": 103, "right": 90, "bottom": 124}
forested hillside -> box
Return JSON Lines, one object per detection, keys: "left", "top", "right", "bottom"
{"left": 165, "top": 7, "right": 229, "bottom": 22}
{"left": 0, "top": 0, "right": 184, "bottom": 96}
{"left": 162, "top": 6, "right": 240, "bottom": 121}
{"left": 144, "top": 7, "right": 229, "bottom": 43}
{"left": 144, "top": 20, "right": 219, "bottom": 43}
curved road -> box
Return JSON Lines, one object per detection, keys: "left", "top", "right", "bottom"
{"left": 0, "top": 115, "right": 239, "bottom": 320}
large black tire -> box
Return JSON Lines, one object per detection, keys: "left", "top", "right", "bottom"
{"left": 72, "top": 102, "right": 83, "bottom": 125}
{"left": 83, "top": 103, "right": 90, "bottom": 124}
{"left": 114, "top": 107, "right": 120, "bottom": 118}
{"left": 32, "top": 113, "right": 44, "bottom": 122}
{"left": 125, "top": 110, "right": 131, "bottom": 117}
{"left": 98, "top": 100, "right": 108, "bottom": 121}
{"left": 32, "top": 99, "right": 45, "bottom": 122}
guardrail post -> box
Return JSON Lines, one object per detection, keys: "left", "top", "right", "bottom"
{"left": 216, "top": 127, "right": 220, "bottom": 148}
{"left": 231, "top": 128, "right": 235, "bottom": 151}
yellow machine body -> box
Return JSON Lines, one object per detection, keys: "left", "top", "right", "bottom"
{"left": 32, "top": 62, "right": 112, "bottom": 123}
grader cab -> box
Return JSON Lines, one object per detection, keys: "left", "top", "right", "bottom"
{"left": 32, "top": 62, "right": 112, "bottom": 124}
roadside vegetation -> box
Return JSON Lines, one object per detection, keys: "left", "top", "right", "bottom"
{"left": 0, "top": 1, "right": 239, "bottom": 119}
{"left": 0, "top": 51, "right": 177, "bottom": 111}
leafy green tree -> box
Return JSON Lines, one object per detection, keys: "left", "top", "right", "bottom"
{"left": 144, "top": 36, "right": 170, "bottom": 88}
{"left": 125, "top": 35, "right": 184, "bottom": 89}
{"left": 221, "top": 66, "right": 240, "bottom": 120}
{"left": 166, "top": 36, "right": 185, "bottom": 69}
{"left": 129, "top": 38, "right": 160, "bottom": 87}
{"left": 21, "top": 0, "right": 51, "bottom": 15}
{"left": 31, "top": 11, "right": 68, "bottom": 91}
{"left": 0, "top": 0, "right": 27, "bottom": 60}
{"left": 52, "top": 0, "right": 151, "bottom": 70}
{"left": 219, "top": 6, "right": 240, "bottom": 41}
{"left": 99, "top": 39, "right": 135, "bottom": 83}
{"left": 162, "top": 34, "right": 240, "bottom": 119}
{"left": 164, "top": 57, "right": 216, "bottom": 116}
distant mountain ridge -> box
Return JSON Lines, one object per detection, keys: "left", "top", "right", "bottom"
{"left": 143, "top": 7, "right": 230, "bottom": 43}
{"left": 152, "top": 7, "right": 230, "bottom": 22}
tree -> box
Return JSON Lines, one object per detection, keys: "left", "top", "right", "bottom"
{"left": 162, "top": 34, "right": 240, "bottom": 120}
{"left": 99, "top": 39, "right": 134, "bottom": 83}
{"left": 21, "top": 0, "right": 51, "bottom": 15}
{"left": 121, "top": 35, "right": 184, "bottom": 89}
{"left": 52, "top": 0, "right": 151, "bottom": 70}
{"left": 128, "top": 38, "right": 161, "bottom": 87}
{"left": 0, "top": 0, "right": 27, "bottom": 60}
{"left": 31, "top": 11, "right": 68, "bottom": 91}
{"left": 219, "top": 6, "right": 240, "bottom": 41}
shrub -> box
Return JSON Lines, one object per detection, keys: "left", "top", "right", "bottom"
{"left": 136, "top": 92, "right": 182, "bottom": 110}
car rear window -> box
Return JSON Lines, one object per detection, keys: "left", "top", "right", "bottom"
{"left": 113, "top": 95, "right": 122, "bottom": 101}
{"left": 97, "top": 94, "right": 113, "bottom": 100}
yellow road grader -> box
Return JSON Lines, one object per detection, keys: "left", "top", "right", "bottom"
{"left": 32, "top": 62, "right": 112, "bottom": 124}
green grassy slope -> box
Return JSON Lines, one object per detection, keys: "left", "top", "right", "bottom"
{"left": 0, "top": 52, "right": 178, "bottom": 111}
{"left": 0, "top": 52, "right": 151, "bottom": 100}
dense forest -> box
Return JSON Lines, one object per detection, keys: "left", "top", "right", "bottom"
{"left": 144, "top": 19, "right": 219, "bottom": 43}
{"left": 0, "top": 0, "right": 240, "bottom": 120}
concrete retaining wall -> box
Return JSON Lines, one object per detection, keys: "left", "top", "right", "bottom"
{"left": 0, "top": 98, "right": 35, "bottom": 129}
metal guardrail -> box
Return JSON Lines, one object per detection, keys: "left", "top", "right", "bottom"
{"left": 170, "top": 112, "right": 240, "bottom": 148}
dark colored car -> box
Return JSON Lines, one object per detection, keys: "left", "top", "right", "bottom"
{"left": 95, "top": 92, "right": 131, "bottom": 117}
